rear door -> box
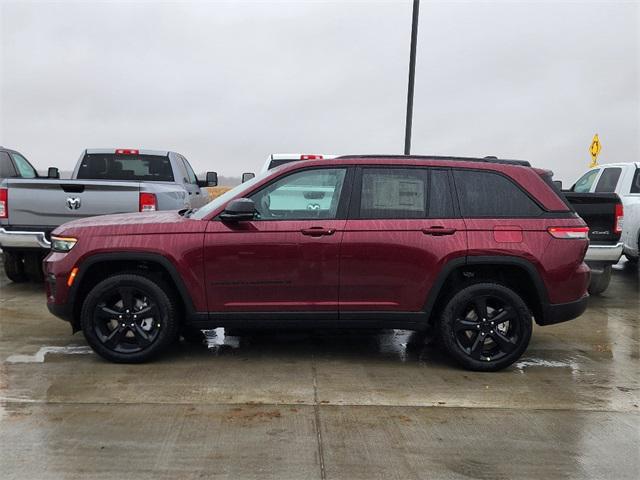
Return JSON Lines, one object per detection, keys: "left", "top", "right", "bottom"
{"left": 203, "top": 166, "right": 351, "bottom": 313}
{"left": 339, "top": 167, "right": 466, "bottom": 314}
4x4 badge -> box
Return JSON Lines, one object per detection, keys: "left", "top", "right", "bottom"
{"left": 66, "top": 197, "right": 81, "bottom": 210}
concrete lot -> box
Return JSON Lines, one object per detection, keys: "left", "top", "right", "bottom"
{"left": 0, "top": 261, "right": 638, "bottom": 480}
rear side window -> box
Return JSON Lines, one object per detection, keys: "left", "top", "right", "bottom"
{"left": 429, "top": 169, "right": 455, "bottom": 217}
{"left": 10, "top": 152, "right": 37, "bottom": 178}
{"left": 360, "top": 168, "right": 427, "bottom": 219}
{"left": 595, "top": 167, "right": 622, "bottom": 192}
{"left": 77, "top": 154, "right": 174, "bottom": 181}
{"left": 453, "top": 170, "right": 543, "bottom": 217}
{"left": 632, "top": 169, "right": 640, "bottom": 194}
{"left": 0, "top": 152, "right": 17, "bottom": 177}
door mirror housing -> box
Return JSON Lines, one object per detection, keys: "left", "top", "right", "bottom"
{"left": 553, "top": 180, "right": 563, "bottom": 190}
{"left": 242, "top": 172, "right": 255, "bottom": 183}
{"left": 206, "top": 171, "right": 218, "bottom": 187}
{"left": 47, "top": 167, "right": 60, "bottom": 179}
{"left": 220, "top": 198, "right": 256, "bottom": 222}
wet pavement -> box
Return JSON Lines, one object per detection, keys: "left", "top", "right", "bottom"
{"left": 0, "top": 260, "right": 638, "bottom": 479}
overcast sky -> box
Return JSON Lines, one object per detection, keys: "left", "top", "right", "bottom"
{"left": 1, "top": 0, "right": 638, "bottom": 182}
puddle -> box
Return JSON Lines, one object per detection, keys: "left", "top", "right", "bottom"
{"left": 5, "top": 346, "right": 94, "bottom": 364}
{"left": 514, "top": 357, "right": 580, "bottom": 374}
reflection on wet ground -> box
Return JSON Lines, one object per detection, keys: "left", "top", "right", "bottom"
{"left": 0, "top": 260, "right": 638, "bottom": 479}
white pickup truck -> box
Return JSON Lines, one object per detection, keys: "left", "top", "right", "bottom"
{"left": 571, "top": 162, "right": 640, "bottom": 263}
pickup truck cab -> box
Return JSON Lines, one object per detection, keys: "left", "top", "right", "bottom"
{"left": 571, "top": 163, "right": 640, "bottom": 264}
{"left": 44, "top": 155, "right": 590, "bottom": 371}
{"left": 0, "top": 148, "right": 217, "bottom": 282}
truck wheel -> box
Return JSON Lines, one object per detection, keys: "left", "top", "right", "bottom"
{"left": 24, "top": 252, "right": 44, "bottom": 282}
{"left": 438, "top": 283, "right": 532, "bottom": 372}
{"left": 588, "top": 266, "right": 612, "bottom": 295}
{"left": 3, "top": 251, "right": 28, "bottom": 283}
{"left": 81, "top": 274, "right": 179, "bottom": 363}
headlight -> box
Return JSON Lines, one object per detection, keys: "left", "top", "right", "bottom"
{"left": 51, "top": 236, "right": 77, "bottom": 253}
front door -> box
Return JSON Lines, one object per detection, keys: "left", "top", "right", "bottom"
{"left": 203, "top": 167, "right": 351, "bottom": 314}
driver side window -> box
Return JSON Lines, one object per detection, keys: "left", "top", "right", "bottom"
{"left": 249, "top": 168, "right": 347, "bottom": 220}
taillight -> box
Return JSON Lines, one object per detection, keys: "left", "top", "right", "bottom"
{"left": 548, "top": 226, "right": 589, "bottom": 239}
{"left": 614, "top": 203, "right": 624, "bottom": 234}
{"left": 139, "top": 192, "right": 157, "bottom": 212}
{"left": 0, "top": 188, "right": 7, "bottom": 219}
{"left": 300, "top": 154, "right": 323, "bottom": 160}
{"left": 116, "top": 149, "right": 139, "bottom": 155}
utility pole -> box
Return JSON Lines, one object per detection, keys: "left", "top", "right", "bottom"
{"left": 404, "top": 0, "right": 420, "bottom": 155}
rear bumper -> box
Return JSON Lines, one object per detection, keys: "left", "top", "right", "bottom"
{"left": 584, "top": 242, "right": 623, "bottom": 264}
{"left": 539, "top": 295, "right": 589, "bottom": 326}
{"left": 0, "top": 227, "right": 51, "bottom": 249}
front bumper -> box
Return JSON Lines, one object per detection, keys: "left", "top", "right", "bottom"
{"left": 0, "top": 227, "right": 51, "bottom": 249}
{"left": 584, "top": 242, "right": 623, "bottom": 264}
{"left": 539, "top": 295, "right": 589, "bottom": 326}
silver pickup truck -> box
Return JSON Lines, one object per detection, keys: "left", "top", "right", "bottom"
{"left": 0, "top": 148, "right": 217, "bottom": 282}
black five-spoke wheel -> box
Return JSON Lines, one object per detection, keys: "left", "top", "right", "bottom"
{"left": 81, "top": 274, "right": 178, "bottom": 363}
{"left": 439, "top": 283, "right": 532, "bottom": 371}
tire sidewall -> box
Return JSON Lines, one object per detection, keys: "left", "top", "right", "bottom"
{"left": 81, "top": 274, "right": 178, "bottom": 363}
{"left": 439, "top": 282, "right": 533, "bottom": 372}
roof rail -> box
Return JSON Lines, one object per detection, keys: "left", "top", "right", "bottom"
{"left": 336, "top": 154, "right": 531, "bottom": 167}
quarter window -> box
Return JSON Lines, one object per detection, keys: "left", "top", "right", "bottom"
{"left": 249, "top": 168, "right": 346, "bottom": 220}
{"left": 453, "top": 170, "right": 542, "bottom": 217}
{"left": 595, "top": 167, "right": 622, "bottom": 193}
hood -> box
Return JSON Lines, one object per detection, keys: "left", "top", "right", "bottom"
{"left": 52, "top": 210, "right": 204, "bottom": 236}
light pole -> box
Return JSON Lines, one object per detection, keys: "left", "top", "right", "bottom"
{"left": 404, "top": 0, "right": 420, "bottom": 155}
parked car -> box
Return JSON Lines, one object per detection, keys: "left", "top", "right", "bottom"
{"left": 44, "top": 155, "right": 589, "bottom": 371}
{"left": 0, "top": 148, "right": 217, "bottom": 282}
{"left": 561, "top": 190, "right": 623, "bottom": 294}
{"left": 569, "top": 163, "right": 640, "bottom": 264}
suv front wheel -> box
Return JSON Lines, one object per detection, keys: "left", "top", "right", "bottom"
{"left": 81, "top": 274, "right": 179, "bottom": 363}
{"left": 438, "top": 283, "right": 532, "bottom": 372}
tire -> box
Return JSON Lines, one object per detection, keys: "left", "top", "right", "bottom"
{"left": 3, "top": 251, "right": 28, "bottom": 283}
{"left": 80, "top": 274, "right": 180, "bottom": 363}
{"left": 24, "top": 252, "right": 44, "bottom": 282}
{"left": 438, "top": 282, "right": 533, "bottom": 372}
{"left": 588, "top": 266, "right": 612, "bottom": 296}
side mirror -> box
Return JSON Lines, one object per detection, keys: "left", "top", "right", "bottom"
{"left": 206, "top": 171, "right": 218, "bottom": 187}
{"left": 47, "top": 167, "right": 60, "bottom": 179}
{"left": 220, "top": 198, "right": 256, "bottom": 222}
{"left": 242, "top": 172, "right": 255, "bottom": 183}
{"left": 553, "top": 180, "right": 563, "bottom": 190}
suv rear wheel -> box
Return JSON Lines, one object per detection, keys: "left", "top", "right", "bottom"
{"left": 438, "top": 283, "right": 532, "bottom": 372}
{"left": 81, "top": 274, "right": 179, "bottom": 363}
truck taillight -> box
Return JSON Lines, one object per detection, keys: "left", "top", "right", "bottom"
{"left": 0, "top": 188, "right": 7, "bottom": 219}
{"left": 116, "top": 149, "right": 139, "bottom": 155}
{"left": 300, "top": 155, "right": 323, "bottom": 160}
{"left": 614, "top": 203, "right": 624, "bottom": 234}
{"left": 139, "top": 192, "right": 157, "bottom": 212}
{"left": 548, "top": 226, "right": 589, "bottom": 239}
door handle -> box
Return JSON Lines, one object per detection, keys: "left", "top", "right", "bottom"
{"left": 422, "top": 226, "right": 457, "bottom": 236}
{"left": 301, "top": 227, "right": 335, "bottom": 237}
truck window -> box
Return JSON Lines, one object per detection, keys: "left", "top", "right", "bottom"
{"left": 453, "top": 170, "right": 542, "bottom": 217}
{"left": 77, "top": 154, "right": 174, "bottom": 182}
{"left": 10, "top": 152, "right": 37, "bottom": 178}
{"left": 181, "top": 156, "right": 198, "bottom": 184}
{"left": 573, "top": 169, "right": 599, "bottom": 192}
{"left": 0, "top": 152, "right": 18, "bottom": 177}
{"left": 632, "top": 169, "right": 640, "bottom": 194}
{"left": 595, "top": 167, "right": 622, "bottom": 193}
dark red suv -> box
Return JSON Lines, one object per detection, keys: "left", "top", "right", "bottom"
{"left": 44, "top": 156, "right": 590, "bottom": 371}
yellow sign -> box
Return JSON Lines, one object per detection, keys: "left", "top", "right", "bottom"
{"left": 589, "top": 134, "right": 601, "bottom": 168}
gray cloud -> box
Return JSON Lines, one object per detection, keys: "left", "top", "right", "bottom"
{"left": 1, "top": 0, "right": 638, "bottom": 183}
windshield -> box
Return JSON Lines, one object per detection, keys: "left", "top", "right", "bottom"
{"left": 77, "top": 154, "right": 174, "bottom": 181}
{"left": 191, "top": 169, "right": 271, "bottom": 219}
